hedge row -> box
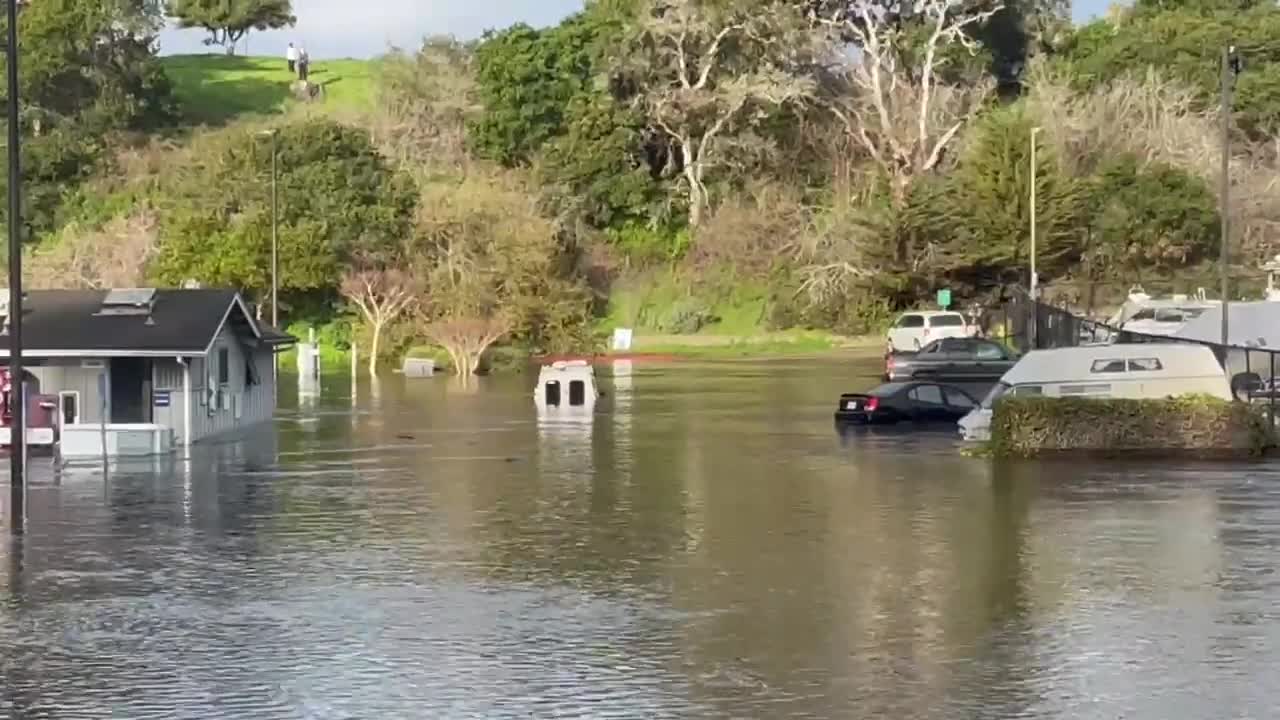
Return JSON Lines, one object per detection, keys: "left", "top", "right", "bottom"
{"left": 990, "top": 395, "right": 1273, "bottom": 458}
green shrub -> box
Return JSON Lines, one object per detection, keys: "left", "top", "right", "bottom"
{"left": 990, "top": 395, "right": 1272, "bottom": 458}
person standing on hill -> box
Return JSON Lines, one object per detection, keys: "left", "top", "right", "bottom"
{"left": 298, "top": 46, "right": 310, "bottom": 83}
{"left": 286, "top": 42, "right": 298, "bottom": 74}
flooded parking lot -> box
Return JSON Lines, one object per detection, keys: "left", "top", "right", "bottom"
{"left": 3, "top": 356, "right": 1280, "bottom": 718}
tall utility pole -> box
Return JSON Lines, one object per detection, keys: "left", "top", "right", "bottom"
{"left": 256, "top": 129, "right": 280, "bottom": 327}
{"left": 1029, "top": 126, "right": 1041, "bottom": 349}
{"left": 269, "top": 129, "right": 278, "bottom": 329}
{"left": 7, "top": 0, "right": 25, "bottom": 512}
{"left": 1220, "top": 45, "right": 1242, "bottom": 346}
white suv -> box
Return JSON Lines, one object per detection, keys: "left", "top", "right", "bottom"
{"left": 886, "top": 311, "right": 972, "bottom": 352}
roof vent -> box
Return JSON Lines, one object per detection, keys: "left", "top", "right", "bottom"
{"left": 97, "top": 288, "right": 157, "bottom": 316}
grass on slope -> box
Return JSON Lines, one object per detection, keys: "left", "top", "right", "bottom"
{"left": 161, "top": 54, "right": 376, "bottom": 125}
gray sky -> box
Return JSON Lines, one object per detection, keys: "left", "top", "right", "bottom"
{"left": 158, "top": 0, "right": 1117, "bottom": 60}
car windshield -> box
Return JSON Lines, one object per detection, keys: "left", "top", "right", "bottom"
{"left": 980, "top": 382, "right": 1011, "bottom": 409}
{"left": 929, "top": 315, "right": 964, "bottom": 327}
{"left": 868, "top": 383, "right": 908, "bottom": 396}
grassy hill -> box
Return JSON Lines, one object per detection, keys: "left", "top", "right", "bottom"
{"left": 160, "top": 54, "right": 377, "bottom": 124}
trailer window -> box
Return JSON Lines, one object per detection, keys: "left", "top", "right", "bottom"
{"left": 1128, "top": 358, "right": 1163, "bottom": 372}
{"left": 1090, "top": 359, "right": 1127, "bottom": 373}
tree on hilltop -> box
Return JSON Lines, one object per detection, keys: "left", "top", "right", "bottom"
{"left": 169, "top": 0, "right": 296, "bottom": 55}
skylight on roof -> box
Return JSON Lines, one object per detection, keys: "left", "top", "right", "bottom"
{"left": 97, "top": 288, "right": 157, "bottom": 317}
{"left": 102, "top": 288, "right": 156, "bottom": 307}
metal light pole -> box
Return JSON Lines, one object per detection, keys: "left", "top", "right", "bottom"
{"left": 1219, "top": 46, "right": 1241, "bottom": 346}
{"left": 256, "top": 129, "right": 279, "bottom": 327}
{"left": 1029, "top": 126, "right": 1041, "bottom": 349}
{"left": 269, "top": 130, "right": 278, "bottom": 329}
{"left": 7, "top": 0, "right": 25, "bottom": 514}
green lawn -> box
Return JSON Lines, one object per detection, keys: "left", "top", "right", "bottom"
{"left": 161, "top": 54, "right": 377, "bottom": 125}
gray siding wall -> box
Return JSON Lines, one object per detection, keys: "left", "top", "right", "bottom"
{"left": 29, "top": 360, "right": 109, "bottom": 424}
{"left": 185, "top": 325, "right": 277, "bottom": 445}
{"left": 28, "top": 335, "right": 278, "bottom": 448}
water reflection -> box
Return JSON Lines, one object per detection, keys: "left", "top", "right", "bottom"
{"left": 2, "top": 357, "right": 1280, "bottom": 717}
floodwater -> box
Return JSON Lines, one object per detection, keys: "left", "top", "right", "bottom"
{"left": 3, "top": 356, "right": 1280, "bottom": 719}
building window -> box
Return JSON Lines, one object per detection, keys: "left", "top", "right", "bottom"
{"left": 218, "top": 348, "right": 230, "bottom": 386}
{"left": 59, "top": 391, "right": 80, "bottom": 426}
{"left": 244, "top": 357, "right": 259, "bottom": 387}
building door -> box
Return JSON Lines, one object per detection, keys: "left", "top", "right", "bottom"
{"left": 110, "top": 358, "right": 152, "bottom": 423}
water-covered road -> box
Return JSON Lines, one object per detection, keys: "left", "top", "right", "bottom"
{"left": 3, "top": 357, "right": 1280, "bottom": 718}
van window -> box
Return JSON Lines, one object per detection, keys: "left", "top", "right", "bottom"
{"left": 1060, "top": 383, "right": 1111, "bottom": 396}
{"left": 929, "top": 314, "right": 965, "bottom": 327}
{"left": 1128, "top": 358, "right": 1163, "bottom": 372}
{"left": 1091, "top": 359, "right": 1127, "bottom": 373}
{"left": 909, "top": 385, "right": 944, "bottom": 405}
{"left": 896, "top": 314, "right": 925, "bottom": 328}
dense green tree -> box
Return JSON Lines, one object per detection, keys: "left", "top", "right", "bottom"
{"left": 152, "top": 120, "right": 416, "bottom": 315}
{"left": 1085, "top": 155, "right": 1220, "bottom": 278}
{"left": 901, "top": 105, "right": 1087, "bottom": 292}
{"left": 1057, "top": 7, "right": 1280, "bottom": 135}
{"left": 0, "top": 0, "right": 175, "bottom": 237}
{"left": 538, "top": 92, "right": 664, "bottom": 229}
{"left": 169, "top": 0, "right": 296, "bottom": 54}
{"left": 468, "top": 16, "right": 607, "bottom": 165}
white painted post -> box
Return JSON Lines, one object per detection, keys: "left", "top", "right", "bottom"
{"left": 97, "top": 371, "right": 108, "bottom": 474}
{"left": 181, "top": 357, "right": 192, "bottom": 450}
{"left": 350, "top": 342, "right": 358, "bottom": 405}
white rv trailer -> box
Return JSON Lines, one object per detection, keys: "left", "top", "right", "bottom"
{"left": 958, "top": 343, "right": 1232, "bottom": 442}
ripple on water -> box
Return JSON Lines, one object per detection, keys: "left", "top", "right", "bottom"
{"left": 4, "top": 362, "right": 1280, "bottom": 718}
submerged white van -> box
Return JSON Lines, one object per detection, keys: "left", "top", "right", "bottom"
{"left": 958, "top": 343, "right": 1233, "bottom": 442}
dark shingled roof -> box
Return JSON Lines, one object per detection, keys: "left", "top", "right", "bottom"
{"left": 0, "top": 289, "right": 294, "bottom": 355}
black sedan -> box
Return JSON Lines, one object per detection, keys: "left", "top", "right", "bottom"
{"left": 834, "top": 381, "right": 979, "bottom": 425}
{"left": 884, "top": 337, "right": 1019, "bottom": 382}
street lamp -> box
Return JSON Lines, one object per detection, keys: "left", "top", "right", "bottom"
{"left": 1029, "top": 126, "right": 1041, "bottom": 348}
{"left": 1029, "top": 126, "right": 1041, "bottom": 301}
{"left": 7, "top": 0, "right": 25, "bottom": 514}
{"left": 1220, "top": 45, "right": 1243, "bottom": 346}
{"left": 256, "top": 129, "right": 279, "bottom": 329}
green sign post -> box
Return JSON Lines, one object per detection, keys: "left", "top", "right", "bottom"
{"left": 937, "top": 288, "right": 952, "bottom": 309}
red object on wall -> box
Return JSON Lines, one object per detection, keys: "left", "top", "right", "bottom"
{"left": 0, "top": 368, "right": 53, "bottom": 430}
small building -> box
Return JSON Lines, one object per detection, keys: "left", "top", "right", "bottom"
{"left": 0, "top": 288, "right": 294, "bottom": 456}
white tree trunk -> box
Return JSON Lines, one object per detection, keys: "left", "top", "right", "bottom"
{"left": 369, "top": 321, "right": 382, "bottom": 377}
